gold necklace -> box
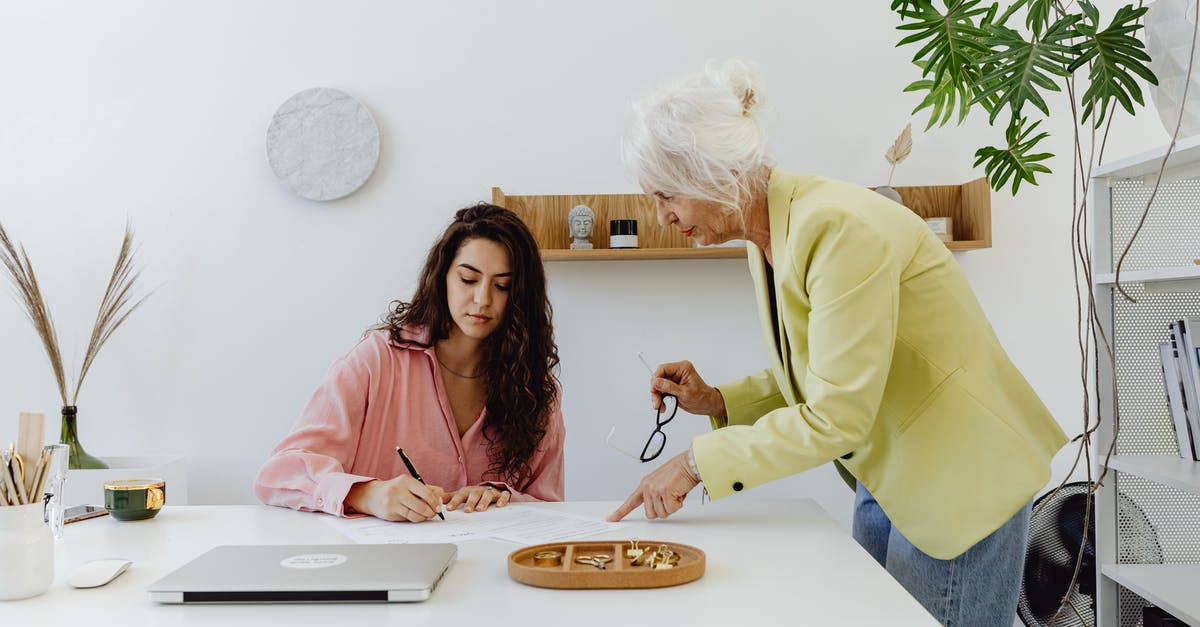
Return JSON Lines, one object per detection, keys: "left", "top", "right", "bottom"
{"left": 436, "top": 355, "right": 483, "bottom": 379}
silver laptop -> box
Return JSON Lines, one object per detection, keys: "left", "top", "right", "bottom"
{"left": 147, "top": 544, "right": 456, "bottom": 603}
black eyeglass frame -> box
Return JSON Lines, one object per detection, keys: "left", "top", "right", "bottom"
{"left": 639, "top": 393, "right": 679, "bottom": 462}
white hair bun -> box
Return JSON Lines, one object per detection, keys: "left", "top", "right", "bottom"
{"left": 622, "top": 58, "right": 772, "bottom": 215}
{"left": 706, "top": 58, "right": 762, "bottom": 116}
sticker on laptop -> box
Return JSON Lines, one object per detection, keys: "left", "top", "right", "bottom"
{"left": 280, "top": 553, "right": 348, "bottom": 569}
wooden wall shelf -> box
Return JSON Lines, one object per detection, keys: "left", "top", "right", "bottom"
{"left": 883, "top": 177, "right": 992, "bottom": 250}
{"left": 539, "top": 247, "right": 746, "bottom": 261}
{"left": 494, "top": 177, "right": 990, "bottom": 261}
{"left": 945, "top": 240, "right": 990, "bottom": 251}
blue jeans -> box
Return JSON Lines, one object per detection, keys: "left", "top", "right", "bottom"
{"left": 852, "top": 482, "right": 1029, "bottom": 627}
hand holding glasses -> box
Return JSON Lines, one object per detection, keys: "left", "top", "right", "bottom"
{"left": 605, "top": 353, "right": 679, "bottom": 463}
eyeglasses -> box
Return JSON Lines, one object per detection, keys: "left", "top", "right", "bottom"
{"left": 640, "top": 393, "right": 678, "bottom": 462}
{"left": 606, "top": 393, "right": 678, "bottom": 463}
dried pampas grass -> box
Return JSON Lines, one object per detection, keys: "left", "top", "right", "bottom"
{"left": 0, "top": 221, "right": 151, "bottom": 406}
{"left": 884, "top": 123, "right": 913, "bottom": 186}
{"left": 0, "top": 222, "right": 67, "bottom": 404}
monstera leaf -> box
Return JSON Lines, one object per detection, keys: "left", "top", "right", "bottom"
{"left": 904, "top": 60, "right": 994, "bottom": 129}
{"left": 895, "top": 0, "right": 994, "bottom": 95}
{"left": 973, "top": 117, "right": 1052, "bottom": 195}
{"left": 1070, "top": 1, "right": 1157, "bottom": 127}
{"left": 893, "top": 0, "right": 1156, "bottom": 195}
{"left": 974, "top": 15, "right": 1079, "bottom": 123}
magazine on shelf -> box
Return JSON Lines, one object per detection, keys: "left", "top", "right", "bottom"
{"left": 1159, "top": 341, "right": 1197, "bottom": 459}
{"left": 1171, "top": 320, "right": 1200, "bottom": 460}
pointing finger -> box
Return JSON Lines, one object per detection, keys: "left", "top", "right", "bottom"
{"left": 607, "top": 490, "right": 644, "bottom": 522}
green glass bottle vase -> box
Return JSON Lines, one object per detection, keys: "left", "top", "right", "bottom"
{"left": 60, "top": 405, "right": 108, "bottom": 469}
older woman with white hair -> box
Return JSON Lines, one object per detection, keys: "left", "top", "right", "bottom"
{"left": 607, "top": 60, "right": 1067, "bottom": 627}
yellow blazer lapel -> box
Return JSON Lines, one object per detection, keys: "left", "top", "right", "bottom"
{"left": 743, "top": 170, "right": 801, "bottom": 405}
{"left": 746, "top": 244, "right": 789, "bottom": 397}
{"left": 767, "top": 171, "right": 796, "bottom": 395}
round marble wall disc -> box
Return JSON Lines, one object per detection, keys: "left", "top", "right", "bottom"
{"left": 266, "top": 87, "right": 380, "bottom": 201}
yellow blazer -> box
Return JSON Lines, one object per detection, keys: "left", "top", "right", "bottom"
{"left": 692, "top": 170, "right": 1066, "bottom": 559}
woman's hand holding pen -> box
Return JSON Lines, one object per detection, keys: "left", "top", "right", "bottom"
{"left": 444, "top": 485, "right": 510, "bottom": 513}
{"left": 650, "top": 360, "right": 726, "bottom": 418}
{"left": 345, "top": 476, "right": 445, "bottom": 523}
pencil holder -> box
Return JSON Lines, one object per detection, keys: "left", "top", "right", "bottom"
{"left": 0, "top": 502, "right": 54, "bottom": 600}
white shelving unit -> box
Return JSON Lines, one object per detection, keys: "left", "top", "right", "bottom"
{"left": 1095, "top": 267, "right": 1200, "bottom": 293}
{"left": 1108, "top": 456, "right": 1200, "bottom": 495}
{"left": 1100, "top": 565, "right": 1200, "bottom": 624}
{"left": 1093, "top": 138, "right": 1200, "bottom": 627}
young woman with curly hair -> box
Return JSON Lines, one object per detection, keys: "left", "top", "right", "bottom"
{"left": 254, "top": 203, "right": 563, "bottom": 522}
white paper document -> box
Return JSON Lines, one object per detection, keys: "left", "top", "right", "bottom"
{"left": 322, "top": 505, "right": 622, "bottom": 545}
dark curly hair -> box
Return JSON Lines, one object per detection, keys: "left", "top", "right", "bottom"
{"left": 375, "top": 202, "right": 559, "bottom": 489}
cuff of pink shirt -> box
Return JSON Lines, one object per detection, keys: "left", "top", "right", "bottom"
{"left": 315, "top": 472, "right": 375, "bottom": 517}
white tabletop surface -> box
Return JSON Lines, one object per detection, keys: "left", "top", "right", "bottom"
{"left": 4, "top": 498, "right": 938, "bottom": 626}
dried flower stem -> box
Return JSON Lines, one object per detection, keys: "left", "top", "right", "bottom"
{"left": 0, "top": 222, "right": 69, "bottom": 405}
{"left": 884, "top": 123, "right": 913, "bottom": 186}
{"left": 0, "top": 221, "right": 150, "bottom": 406}
{"left": 74, "top": 225, "right": 151, "bottom": 403}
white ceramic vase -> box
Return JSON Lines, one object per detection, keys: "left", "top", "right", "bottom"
{"left": 873, "top": 185, "right": 905, "bottom": 205}
{"left": 1146, "top": 0, "right": 1200, "bottom": 136}
{"left": 0, "top": 503, "right": 54, "bottom": 600}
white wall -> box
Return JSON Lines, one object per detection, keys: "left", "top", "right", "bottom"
{"left": 0, "top": 1, "right": 1170, "bottom": 526}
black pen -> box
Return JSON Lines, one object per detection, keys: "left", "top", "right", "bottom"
{"left": 395, "top": 446, "right": 445, "bottom": 520}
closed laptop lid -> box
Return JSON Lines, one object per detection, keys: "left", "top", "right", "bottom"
{"left": 147, "top": 543, "right": 456, "bottom": 604}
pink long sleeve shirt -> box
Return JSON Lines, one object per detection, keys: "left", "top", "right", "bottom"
{"left": 254, "top": 328, "right": 565, "bottom": 516}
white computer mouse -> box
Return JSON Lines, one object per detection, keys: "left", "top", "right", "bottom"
{"left": 68, "top": 559, "right": 133, "bottom": 588}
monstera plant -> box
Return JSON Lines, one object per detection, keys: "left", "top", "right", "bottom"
{"left": 892, "top": 0, "right": 1156, "bottom": 194}
{"left": 892, "top": 2, "right": 1179, "bottom": 624}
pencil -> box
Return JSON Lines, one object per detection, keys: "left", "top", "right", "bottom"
{"left": 31, "top": 449, "right": 50, "bottom": 502}
{"left": 1, "top": 455, "right": 23, "bottom": 505}
{"left": 395, "top": 447, "right": 444, "bottom": 520}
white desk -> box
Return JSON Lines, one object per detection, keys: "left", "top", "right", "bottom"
{"left": 4, "top": 498, "right": 938, "bottom": 626}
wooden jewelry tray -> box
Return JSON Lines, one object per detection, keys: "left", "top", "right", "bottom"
{"left": 508, "top": 540, "right": 705, "bottom": 589}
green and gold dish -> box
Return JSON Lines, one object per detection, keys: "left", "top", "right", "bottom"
{"left": 103, "top": 478, "right": 166, "bottom": 521}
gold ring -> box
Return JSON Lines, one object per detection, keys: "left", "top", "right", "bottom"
{"left": 533, "top": 550, "right": 562, "bottom": 567}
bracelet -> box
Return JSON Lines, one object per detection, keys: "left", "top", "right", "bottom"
{"left": 686, "top": 448, "right": 702, "bottom": 482}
